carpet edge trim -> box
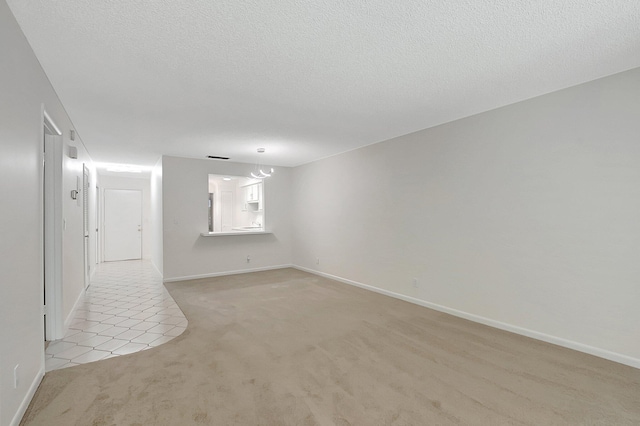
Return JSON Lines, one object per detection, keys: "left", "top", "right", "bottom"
{"left": 162, "top": 264, "right": 294, "bottom": 282}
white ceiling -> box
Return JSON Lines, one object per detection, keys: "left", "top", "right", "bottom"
{"left": 7, "top": 0, "right": 640, "bottom": 168}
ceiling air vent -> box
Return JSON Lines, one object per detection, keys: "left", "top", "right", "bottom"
{"left": 207, "top": 155, "right": 230, "bottom": 160}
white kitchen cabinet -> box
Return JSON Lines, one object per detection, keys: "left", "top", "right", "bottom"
{"left": 246, "top": 183, "right": 262, "bottom": 211}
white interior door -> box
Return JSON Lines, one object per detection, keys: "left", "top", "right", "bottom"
{"left": 104, "top": 189, "right": 142, "bottom": 261}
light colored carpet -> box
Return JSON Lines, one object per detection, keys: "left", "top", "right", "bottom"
{"left": 21, "top": 268, "right": 640, "bottom": 425}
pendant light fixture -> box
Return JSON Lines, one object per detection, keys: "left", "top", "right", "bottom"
{"left": 250, "top": 148, "right": 274, "bottom": 179}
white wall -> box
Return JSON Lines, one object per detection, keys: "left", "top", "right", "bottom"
{"left": 292, "top": 67, "right": 640, "bottom": 367}
{"left": 0, "top": 2, "right": 95, "bottom": 424}
{"left": 150, "top": 158, "right": 163, "bottom": 275}
{"left": 98, "top": 174, "right": 152, "bottom": 261}
{"left": 162, "top": 156, "right": 292, "bottom": 281}
{"left": 61, "top": 135, "right": 96, "bottom": 328}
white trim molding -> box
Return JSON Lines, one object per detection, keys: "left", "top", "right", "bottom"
{"left": 64, "top": 288, "right": 86, "bottom": 331}
{"left": 163, "top": 264, "right": 293, "bottom": 283}
{"left": 163, "top": 263, "right": 640, "bottom": 369}
{"left": 293, "top": 265, "right": 640, "bottom": 370}
{"left": 43, "top": 109, "right": 62, "bottom": 136}
{"left": 150, "top": 261, "right": 163, "bottom": 280}
{"left": 10, "top": 367, "right": 44, "bottom": 426}
{"left": 42, "top": 115, "right": 65, "bottom": 341}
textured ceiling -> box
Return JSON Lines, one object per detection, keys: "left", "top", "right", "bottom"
{"left": 7, "top": 0, "right": 640, "bottom": 167}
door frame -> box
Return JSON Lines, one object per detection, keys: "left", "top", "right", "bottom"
{"left": 42, "top": 108, "right": 64, "bottom": 341}
{"left": 95, "top": 185, "right": 100, "bottom": 264}
{"left": 82, "top": 164, "right": 91, "bottom": 289}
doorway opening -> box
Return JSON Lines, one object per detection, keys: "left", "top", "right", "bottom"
{"left": 43, "top": 109, "right": 63, "bottom": 341}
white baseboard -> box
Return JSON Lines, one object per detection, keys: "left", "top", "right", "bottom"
{"left": 150, "top": 261, "right": 163, "bottom": 280}
{"left": 293, "top": 265, "right": 640, "bottom": 370}
{"left": 64, "top": 287, "right": 86, "bottom": 331}
{"left": 10, "top": 366, "right": 44, "bottom": 426}
{"left": 163, "top": 264, "right": 294, "bottom": 283}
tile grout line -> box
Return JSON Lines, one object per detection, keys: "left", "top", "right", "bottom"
{"left": 45, "top": 260, "right": 188, "bottom": 371}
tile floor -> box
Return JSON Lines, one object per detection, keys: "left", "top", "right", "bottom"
{"left": 45, "top": 260, "right": 187, "bottom": 372}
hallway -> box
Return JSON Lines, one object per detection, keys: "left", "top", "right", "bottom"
{"left": 45, "top": 260, "right": 187, "bottom": 371}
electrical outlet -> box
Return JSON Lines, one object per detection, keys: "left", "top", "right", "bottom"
{"left": 412, "top": 278, "right": 419, "bottom": 288}
{"left": 246, "top": 255, "right": 251, "bottom": 263}
{"left": 14, "top": 364, "right": 19, "bottom": 389}
{"left": 316, "top": 258, "right": 320, "bottom": 265}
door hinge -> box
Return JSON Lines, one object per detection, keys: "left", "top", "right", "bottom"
{"left": 42, "top": 304, "right": 47, "bottom": 315}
